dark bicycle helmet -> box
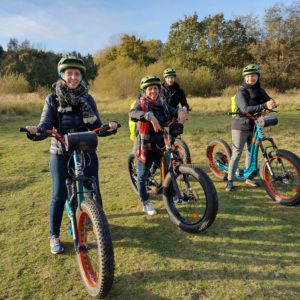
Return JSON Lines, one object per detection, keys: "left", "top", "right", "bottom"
{"left": 163, "top": 67, "right": 176, "bottom": 78}
{"left": 140, "top": 75, "right": 161, "bottom": 90}
{"left": 242, "top": 64, "right": 260, "bottom": 76}
{"left": 57, "top": 55, "right": 86, "bottom": 75}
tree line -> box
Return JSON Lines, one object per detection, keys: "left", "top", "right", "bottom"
{"left": 0, "top": 1, "right": 299, "bottom": 97}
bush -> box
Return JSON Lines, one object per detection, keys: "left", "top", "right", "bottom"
{"left": 91, "top": 57, "right": 144, "bottom": 98}
{"left": 0, "top": 74, "right": 31, "bottom": 94}
{"left": 222, "top": 85, "right": 239, "bottom": 97}
{"left": 217, "top": 67, "right": 241, "bottom": 90}
{"left": 178, "top": 67, "right": 218, "bottom": 97}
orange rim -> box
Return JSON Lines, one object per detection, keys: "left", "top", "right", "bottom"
{"left": 263, "top": 155, "right": 300, "bottom": 201}
{"left": 77, "top": 210, "right": 99, "bottom": 288}
{"left": 207, "top": 143, "right": 229, "bottom": 177}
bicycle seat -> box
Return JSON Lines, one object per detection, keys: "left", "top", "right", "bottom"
{"left": 65, "top": 131, "right": 98, "bottom": 152}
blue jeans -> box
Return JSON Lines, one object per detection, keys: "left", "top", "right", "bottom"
{"left": 137, "top": 151, "right": 161, "bottom": 203}
{"left": 49, "top": 152, "right": 100, "bottom": 237}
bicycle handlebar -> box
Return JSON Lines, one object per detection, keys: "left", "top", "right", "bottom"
{"left": 19, "top": 123, "right": 122, "bottom": 142}
{"left": 227, "top": 109, "right": 277, "bottom": 120}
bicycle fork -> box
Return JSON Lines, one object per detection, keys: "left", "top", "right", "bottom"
{"left": 260, "top": 138, "right": 287, "bottom": 181}
{"left": 65, "top": 178, "right": 79, "bottom": 252}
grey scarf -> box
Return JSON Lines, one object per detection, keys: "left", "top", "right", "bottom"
{"left": 55, "top": 79, "right": 97, "bottom": 124}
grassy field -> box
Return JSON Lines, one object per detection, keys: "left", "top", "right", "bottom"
{"left": 0, "top": 91, "right": 300, "bottom": 299}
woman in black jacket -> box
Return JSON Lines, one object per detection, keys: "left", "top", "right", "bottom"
{"left": 26, "top": 56, "right": 118, "bottom": 254}
{"left": 226, "top": 64, "right": 276, "bottom": 192}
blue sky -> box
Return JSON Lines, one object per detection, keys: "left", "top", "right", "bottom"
{"left": 0, "top": 0, "right": 294, "bottom": 55}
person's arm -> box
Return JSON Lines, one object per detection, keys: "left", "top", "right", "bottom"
{"left": 86, "top": 95, "right": 102, "bottom": 130}
{"left": 236, "top": 90, "right": 265, "bottom": 114}
{"left": 179, "top": 89, "right": 190, "bottom": 110}
{"left": 260, "top": 89, "right": 277, "bottom": 109}
{"left": 129, "top": 100, "right": 152, "bottom": 122}
{"left": 27, "top": 94, "right": 56, "bottom": 141}
{"left": 165, "top": 101, "right": 186, "bottom": 123}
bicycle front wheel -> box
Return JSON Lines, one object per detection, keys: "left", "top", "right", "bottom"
{"left": 163, "top": 164, "right": 218, "bottom": 233}
{"left": 260, "top": 149, "right": 300, "bottom": 206}
{"left": 76, "top": 197, "right": 114, "bottom": 298}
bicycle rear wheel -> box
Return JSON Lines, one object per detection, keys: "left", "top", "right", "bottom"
{"left": 260, "top": 149, "right": 300, "bottom": 206}
{"left": 206, "top": 139, "right": 231, "bottom": 180}
{"left": 174, "top": 139, "right": 191, "bottom": 164}
{"left": 76, "top": 197, "right": 114, "bottom": 298}
{"left": 163, "top": 164, "right": 218, "bottom": 233}
{"left": 127, "top": 153, "right": 162, "bottom": 197}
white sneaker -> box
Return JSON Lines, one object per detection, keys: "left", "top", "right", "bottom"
{"left": 143, "top": 200, "right": 157, "bottom": 215}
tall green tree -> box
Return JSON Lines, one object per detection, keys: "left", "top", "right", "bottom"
{"left": 163, "top": 13, "right": 254, "bottom": 72}
{"left": 250, "top": 1, "right": 300, "bottom": 90}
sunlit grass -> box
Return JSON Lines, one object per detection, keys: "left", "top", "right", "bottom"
{"left": 0, "top": 91, "right": 300, "bottom": 299}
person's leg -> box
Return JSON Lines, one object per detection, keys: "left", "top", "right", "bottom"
{"left": 228, "top": 130, "right": 249, "bottom": 180}
{"left": 226, "top": 130, "right": 249, "bottom": 191}
{"left": 137, "top": 157, "right": 153, "bottom": 203}
{"left": 49, "top": 154, "right": 69, "bottom": 237}
{"left": 49, "top": 154, "right": 68, "bottom": 254}
{"left": 137, "top": 153, "right": 157, "bottom": 215}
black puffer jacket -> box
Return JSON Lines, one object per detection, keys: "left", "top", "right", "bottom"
{"left": 160, "top": 82, "right": 190, "bottom": 110}
{"left": 232, "top": 82, "right": 270, "bottom": 131}
{"left": 29, "top": 93, "right": 102, "bottom": 154}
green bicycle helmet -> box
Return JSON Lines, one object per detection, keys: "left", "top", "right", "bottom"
{"left": 57, "top": 55, "right": 86, "bottom": 75}
{"left": 242, "top": 64, "right": 260, "bottom": 77}
{"left": 140, "top": 75, "right": 161, "bottom": 90}
{"left": 163, "top": 67, "right": 176, "bottom": 78}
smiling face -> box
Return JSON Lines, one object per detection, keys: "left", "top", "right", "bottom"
{"left": 165, "top": 75, "right": 175, "bottom": 86}
{"left": 63, "top": 68, "right": 82, "bottom": 89}
{"left": 145, "top": 85, "right": 160, "bottom": 100}
{"left": 245, "top": 73, "right": 258, "bottom": 85}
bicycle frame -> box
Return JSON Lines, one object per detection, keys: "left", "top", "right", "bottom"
{"left": 65, "top": 150, "right": 99, "bottom": 253}
{"left": 161, "top": 125, "right": 187, "bottom": 197}
{"left": 216, "top": 120, "right": 278, "bottom": 181}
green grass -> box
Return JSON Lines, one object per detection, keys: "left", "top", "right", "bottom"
{"left": 1, "top": 93, "right": 300, "bottom": 299}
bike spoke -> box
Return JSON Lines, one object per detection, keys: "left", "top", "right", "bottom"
{"left": 171, "top": 172, "right": 207, "bottom": 224}
{"left": 266, "top": 156, "right": 300, "bottom": 200}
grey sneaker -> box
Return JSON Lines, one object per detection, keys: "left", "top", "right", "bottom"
{"left": 50, "top": 235, "right": 64, "bottom": 254}
{"left": 142, "top": 200, "right": 157, "bottom": 215}
{"left": 226, "top": 180, "right": 234, "bottom": 192}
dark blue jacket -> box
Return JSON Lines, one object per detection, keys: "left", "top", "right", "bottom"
{"left": 31, "top": 93, "right": 102, "bottom": 154}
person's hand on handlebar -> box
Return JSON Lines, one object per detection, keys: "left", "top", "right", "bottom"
{"left": 178, "top": 109, "right": 187, "bottom": 124}
{"left": 108, "top": 121, "right": 118, "bottom": 132}
{"left": 149, "top": 115, "right": 162, "bottom": 132}
{"left": 26, "top": 125, "right": 40, "bottom": 135}
{"left": 265, "top": 99, "right": 277, "bottom": 110}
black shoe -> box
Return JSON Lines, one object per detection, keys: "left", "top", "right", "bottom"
{"left": 226, "top": 180, "right": 234, "bottom": 192}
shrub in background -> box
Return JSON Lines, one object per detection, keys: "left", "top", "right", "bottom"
{"left": 0, "top": 74, "right": 30, "bottom": 94}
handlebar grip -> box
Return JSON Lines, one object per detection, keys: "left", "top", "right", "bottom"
{"left": 19, "top": 127, "right": 28, "bottom": 132}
